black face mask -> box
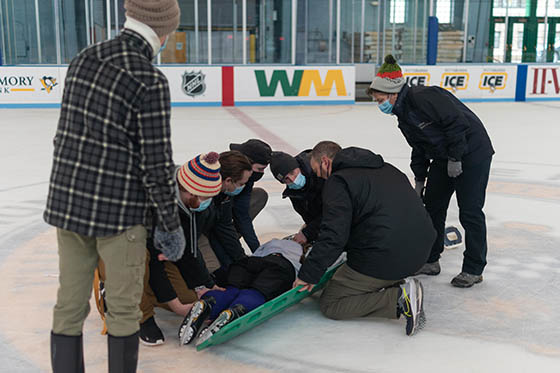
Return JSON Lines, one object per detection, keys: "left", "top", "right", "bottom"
{"left": 249, "top": 171, "right": 264, "bottom": 182}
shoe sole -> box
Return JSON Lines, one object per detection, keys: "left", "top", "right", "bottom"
{"left": 139, "top": 338, "right": 165, "bottom": 347}
{"left": 408, "top": 279, "right": 425, "bottom": 336}
{"left": 196, "top": 310, "right": 233, "bottom": 347}
{"left": 179, "top": 301, "right": 205, "bottom": 345}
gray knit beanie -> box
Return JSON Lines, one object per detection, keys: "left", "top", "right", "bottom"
{"left": 369, "top": 55, "right": 406, "bottom": 93}
{"left": 125, "top": 0, "right": 180, "bottom": 37}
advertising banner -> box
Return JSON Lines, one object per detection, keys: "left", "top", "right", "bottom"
{"left": 0, "top": 67, "right": 64, "bottom": 106}
{"left": 400, "top": 65, "right": 517, "bottom": 101}
{"left": 159, "top": 66, "right": 222, "bottom": 105}
{"left": 525, "top": 64, "right": 560, "bottom": 100}
{"left": 234, "top": 66, "right": 355, "bottom": 104}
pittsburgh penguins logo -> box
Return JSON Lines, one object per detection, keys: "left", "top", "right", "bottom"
{"left": 40, "top": 76, "right": 58, "bottom": 93}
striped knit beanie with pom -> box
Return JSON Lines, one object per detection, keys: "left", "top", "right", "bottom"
{"left": 178, "top": 152, "right": 222, "bottom": 197}
{"left": 369, "top": 54, "right": 406, "bottom": 93}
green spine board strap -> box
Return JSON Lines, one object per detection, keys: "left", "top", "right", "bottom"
{"left": 196, "top": 261, "right": 344, "bottom": 351}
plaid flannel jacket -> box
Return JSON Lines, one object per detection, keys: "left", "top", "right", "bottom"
{"left": 44, "top": 29, "right": 180, "bottom": 237}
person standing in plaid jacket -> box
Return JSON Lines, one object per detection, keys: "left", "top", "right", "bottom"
{"left": 44, "top": 1, "right": 183, "bottom": 372}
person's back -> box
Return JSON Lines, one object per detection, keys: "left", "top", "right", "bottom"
{"left": 323, "top": 147, "right": 435, "bottom": 280}
{"left": 396, "top": 84, "right": 494, "bottom": 168}
{"left": 45, "top": 29, "right": 175, "bottom": 236}
{"left": 295, "top": 142, "right": 434, "bottom": 337}
{"left": 47, "top": 2, "right": 183, "bottom": 371}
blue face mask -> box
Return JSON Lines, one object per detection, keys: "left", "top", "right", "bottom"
{"left": 157, "top": 36, "right": 169, "bottom": 56}
{"left": 225, "top": 184, "right": 245, "bottom": 196}
{"left": 191, "top": 197, "right": 212, "bottom": 212}
{"left": 288, "top": 173, "right": 306, "bottom": 190}
{"left": 378, "top": 99, "right": 393, "bottom": 114}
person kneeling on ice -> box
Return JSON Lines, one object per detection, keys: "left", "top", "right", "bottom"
{"left": 294, "top": 141, "right": 436, "bottom": 336}
{"left": 179, "top": 238, "right": 305, "bottom": 345}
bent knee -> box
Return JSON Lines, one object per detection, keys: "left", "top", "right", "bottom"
{"left": 319, "top": 299, "right": 345, "bottom": 320}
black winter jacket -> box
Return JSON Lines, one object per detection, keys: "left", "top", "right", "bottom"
{"left": 148, "top": 207, "right": 213, "bottom": 303}
{"left": 298, "top": 147, "right": 436, "bottom": 284}
{"left": 205, "top": 193, "right": 248, "bottom": 267}
{"left": 281, "top": 150, "right": 324, "bottom": 242}
{"left": 148, "top": 193, "right": 247, "bottom": 303}
{"left": 232, "top": 179, "right": 260, "bottom": 251}
{"left": 392, "top": 85, "right": 495, "bottom": 181}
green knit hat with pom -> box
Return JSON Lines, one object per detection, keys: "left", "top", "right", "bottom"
{"left": 369, "top": 55, "right": 406, "bottom": 93}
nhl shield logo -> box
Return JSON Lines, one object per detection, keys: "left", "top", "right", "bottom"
{"left": 182, "top": 71, "right": 206, "bottom": 97}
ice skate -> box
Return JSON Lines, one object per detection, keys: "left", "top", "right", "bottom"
{"left": 196, "top": 304, "right": 247, "bottom": 346}
{"left": 178, "top": 297, "right": 215, "bottom": 345}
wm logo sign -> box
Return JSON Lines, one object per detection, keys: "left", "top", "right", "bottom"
{"left": 254, "top": 70, "right": 347, "bottom": 97}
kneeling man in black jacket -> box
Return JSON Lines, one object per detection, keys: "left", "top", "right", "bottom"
{"left": 294, "top": 141, "right": 436, "bottom": 336}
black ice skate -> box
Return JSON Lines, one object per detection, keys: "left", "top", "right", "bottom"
{"left": 196, "top": 304, "right": 247, "bottom": 346}
{"left": 398, "top": 278, "right": 426, "bottom": 336}
{"left": 178, "top": 297, "right": 215, "bottom": 345}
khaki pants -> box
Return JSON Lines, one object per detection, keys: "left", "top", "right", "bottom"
{"left": 139, "top": 256, "right": 198, "bottom": 323}
{"left": 319, "top": 263, "right": 402, "bottom": 320}
{"left": 53, "top": 225, "right": 147, "bottom": 337}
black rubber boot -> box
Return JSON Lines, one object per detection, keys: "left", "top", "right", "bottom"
{"left": 108, "top": 332, "right": 139, "bottom": 373}
{"left": 50, "top": 331, "right": 85, "bottom": 373}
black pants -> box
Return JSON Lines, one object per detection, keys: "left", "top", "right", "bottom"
{"left": 424, "top": 156, "right": 492, "bottom": 275}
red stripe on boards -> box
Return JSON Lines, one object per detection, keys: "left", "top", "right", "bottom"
{"left": 222, "top": 66, "right": 234, "bottom": 106}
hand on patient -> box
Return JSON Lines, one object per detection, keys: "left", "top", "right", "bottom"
{"left": 195, "top": 285, "right": 225, "bottom": 299}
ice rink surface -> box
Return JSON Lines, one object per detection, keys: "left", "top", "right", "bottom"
{"left": 0, "top": 101, "right": 559, "bottom": 372}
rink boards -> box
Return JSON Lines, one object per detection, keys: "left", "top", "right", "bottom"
{"left": 0, "top": 63, "right": 558, "bottom": 108}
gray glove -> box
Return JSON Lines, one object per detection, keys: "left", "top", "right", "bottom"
{"left": 154, "top": 226, "right": 186, "bottom": 262}
{"left": 414, "top": 180, "right": 425, "bottom": 198}
{"left": 447, "top": 159, "right": 463, "bottom": 178}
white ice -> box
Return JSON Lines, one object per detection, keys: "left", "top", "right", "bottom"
{"left": 0, "top": 101, "right": 559, "bottom": 372}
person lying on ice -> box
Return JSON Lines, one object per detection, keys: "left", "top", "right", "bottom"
{"left": 178, "top": 238, "right": 306, "bottom": 345}
{"left": 293, "top": 141, "right": 437, "bottom": 336}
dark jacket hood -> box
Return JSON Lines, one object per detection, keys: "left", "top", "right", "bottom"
{"left": 332, "top": 147, "right": 384, "bottom": 172}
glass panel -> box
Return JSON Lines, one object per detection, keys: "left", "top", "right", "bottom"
{"left": 510, "top": 22, "right": 523, "bottom": 63}
{"left": 175, "top": 0, "right": 208, "bottom": 64}
{"left": 493, "top": 0, "right": 527, "bottom": 17}
{"left": 303, "top": 0, "right": 335, "bottom": 64}
{"left": 436, "top": 0, "right": 463, "bottom": 63}
{"left": 340, "top": 0, "right": 361, "bottom": 63}
{"left": 59, "top": 1, "right": 89, "bottom": 63}
{"left": 209, "top": 0, "right": 243, "bottom": 64}
{"left": 363, "top": 0, "right": 381, "bottom": 64}
{"left": 251, "top": 0, "right": 291, "bottom": 64}
{"left": 163, "top": 0, "right": 194, "bottom": 63}
{"left": 398, "top": 0, "right": 425, "bottom": 64}
{"left": 89, "top": 0, "right": 109, "bottom": 44}
{"left": 537, "top": 22, "right": 547, "bottom": 62}
{"left": 555, "top": 28, "right": 560, "bottom": 62}
{"left": 493, "top": 22, "right": 506, "bottom": 62}
{"left": 537, "top": 0, "right": 557, "bottom": 17}
{"left": 435, "top": 0, "right": 453, "bottom": 24}
{"left": 0, "top": 0, "right": 41, "bottom": 64}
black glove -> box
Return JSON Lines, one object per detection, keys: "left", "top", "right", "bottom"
{"left": 154, "top": 226, "right": 186, "bottom": 262}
